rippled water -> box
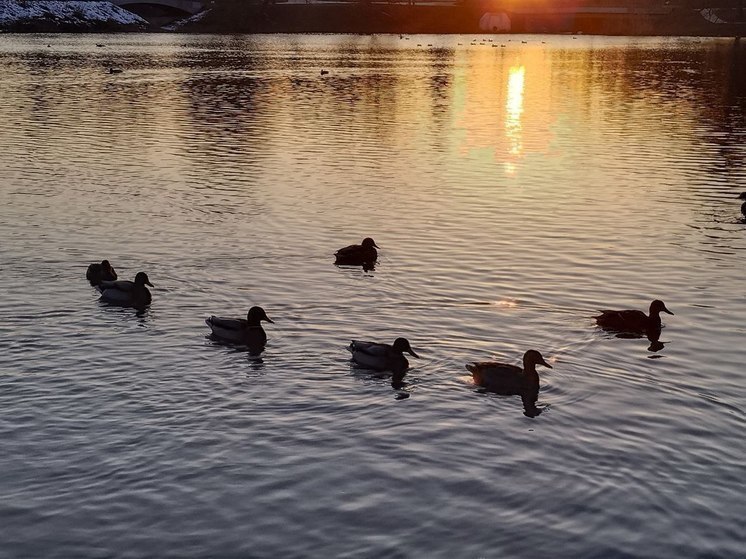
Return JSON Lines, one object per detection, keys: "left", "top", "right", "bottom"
{"left": 1, "top": 33, "right": 745, "bottom": 557}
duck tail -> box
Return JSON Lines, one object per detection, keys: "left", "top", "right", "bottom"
{"left": 465, "top": 363, "right": 477, "bottom": 373}
{"left": 346, "top": 341, "right": 355, "bottom": 354}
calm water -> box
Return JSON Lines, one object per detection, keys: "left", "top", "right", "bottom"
{"left": 0, "top": 33, "right": 745, "bottom": 557}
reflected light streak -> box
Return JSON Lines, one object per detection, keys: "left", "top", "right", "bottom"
{"left": 506, "top": 65, "right": 525, "bottom": 172}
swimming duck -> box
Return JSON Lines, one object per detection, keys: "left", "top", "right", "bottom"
{"left": 86, "top": 259, "right": 117, "bottom": 286}
{"left": 738, "top": 192, "right": 746, "bottom": 199}
{"left": 334, "top": 237, "right": 379, "bottom": 266}
{"left": 205, "top": 306, "right": 274, "bottom": 348}
{"left": 595, "top": 299, "right": 673, "bottom": 332}
{"left": 466, "top": 350, "right": 552, "bottom": 394}
{"left": 741, "top": 201, "right": 746, "bottom": 217}
{"left": 347, "top": 337, "right": 419, "bottom": 374}
{"left": 98, "top": 271, "right": 153, "bottom": 308}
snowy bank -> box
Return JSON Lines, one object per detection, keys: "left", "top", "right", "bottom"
{"left": 0, "top": 0, "right": 147, "bottom": 30}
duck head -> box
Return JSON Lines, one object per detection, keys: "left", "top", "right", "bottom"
{"left": 362, "top": 237, "right": 379, "bottom": 249}
{"left": 134, "top": 272, "right": 153, "bottom": 287}
{"left": 393, "top": 337, "right": 419, "bottom": 358}
{"left": 523, "top": 350, "right": 552, "bottom": 370}
{"left": 101, "top": 260, "right": 114, "bottom": 272}
{"left": 649, "top": 300, "right": 673, "bottom": 316}
{"left": 247, "top": 306, "right": 274, "bottom": 325}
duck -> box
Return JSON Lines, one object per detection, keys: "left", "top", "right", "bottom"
{"left": 108, "top": 67, "right": 122, "bottom": 74}
{"left": 347, "top": 338, "right": 419, "bottom": 374}
{"left": 595, "top": 299, "right": 673, "bottom": 333}
{"left": 98, "top": 271, "right": 153, "bottom": 308}
{"left": 466, "top": 350, "right": 552, "bottom": 394}
{"left": 86, "top": 259, "right": 117, "bottom": 286}
{"left": 334, "top": 237, "right": 379, "bottom": 266}
{"left": 320, "top": 69, "right": 329, "bottom": 75}
{"left": 205, "top": 306, "right": 274, "bottom": 348}
{"left": 742, "top": 201, "right": 746, "bottom": 217}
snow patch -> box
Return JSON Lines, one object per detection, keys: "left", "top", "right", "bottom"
{"left": 0, "top": 0, "right": 147, "bottom": 26}
{"left": 162, "top": 7, "right": 209, "bottom": 31}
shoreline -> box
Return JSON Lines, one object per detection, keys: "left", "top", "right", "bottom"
{"left": 1, "top": 1, "right": 744, "bottom": 36}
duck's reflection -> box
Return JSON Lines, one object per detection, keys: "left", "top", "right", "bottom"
{"left": 609, "top": 327, "right": 667, "bottom": 353}
{"left": 475, "top": 385, "right": 544, "bottom": 418}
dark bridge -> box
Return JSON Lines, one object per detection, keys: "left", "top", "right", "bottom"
{"left": 111, "top": 0, "right": 204, "bottom": 17}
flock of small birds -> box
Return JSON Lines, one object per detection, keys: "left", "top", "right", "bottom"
{"left": 86, "top": 218, "right": 718, "bottom": 414}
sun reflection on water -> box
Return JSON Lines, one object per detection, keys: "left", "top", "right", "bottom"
{"left": 504, "top": 64, "right": 525, "bottom": 174}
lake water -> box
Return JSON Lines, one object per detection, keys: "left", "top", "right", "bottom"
{"left": 0, "top": 33, "right": 744, "bottom": 557}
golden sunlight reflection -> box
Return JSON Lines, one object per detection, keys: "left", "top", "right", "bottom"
{"left": 506, "top": 64, "right": 525, "bottom": 159}
{"left": 456, "top": 48, "right": 555, "bottom": 172}
{"left": 492, "top": 299, "right": 519, "bottom": 308}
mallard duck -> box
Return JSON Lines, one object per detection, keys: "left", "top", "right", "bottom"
{"left": 86, "top": 260, "right": 117, "bottom": 286}
{"left": 466, "top": 350, "right": 552, "bottom": 394}
{"left": 334, "top": 237, "right": 379, "bottom": 266}
{"left": 595, "top": 299, "right": 673, "bottom": 332}
{"left": 347, "top": 337, "right": 419, "bottom": 374}
{"left": 205, "top": 306, "right": 274, "bottom": 348}
{"left": 98, "top": 271, "right": 152, "bottom": 308}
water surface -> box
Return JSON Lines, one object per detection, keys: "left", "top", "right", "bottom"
{"left": 0, "top": 33, "right": 745, "bottom": 558}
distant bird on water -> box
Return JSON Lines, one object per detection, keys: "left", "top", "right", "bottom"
{"left": 86, "top": 259, "right": 117, "bottom": 286}
{"left": 320, "top": 69, "right": 329, "bottom": 75}
{"left": 205, "top": 306, "right": 274, "bottom": 350}
{"left": 334, "top": 237, "right": 379, "bottom": 266}
{"left": 738, "top": 192, "right": 746, "bottom": 217}
{"left": 595, "top": 299, "right": 673, "bottom": 333}
{"left": 98, "top": 271, "right": 153, "bottom": 308}
{"left": 108, "top": 67, "right": 122, "bottom": 74}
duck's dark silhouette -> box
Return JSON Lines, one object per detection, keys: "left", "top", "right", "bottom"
{"left": 348, "top": 338, "right": 419, "bottom": 389}
{"left": 334, "top": 237, "right": 379, "bottom": 266}
{"left": 348, "top": 338, "right": 418, "bottom": 372}
{"left": 98, "top": 271, "right": 153, "bottom": 308}
{"left": 86, "top": 259, "right": 117, "bottom": 286}
{"left": 205, "top": 306, "right": 274, "bottom": 351}
{"left": 320, "top": 69, "right": 329, "bottom": 75}
{"left": 595, "top": 299, "right": 673, "bottom": 333}
{"left": 466, "top": 350, "right": 552, "bottom": 394}
{"left": 108, "top": 67, "right": 122, "bottom": 74}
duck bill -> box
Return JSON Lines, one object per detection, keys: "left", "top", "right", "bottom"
{"left": 541, "top": 359, "right": 553, "bottom": 369}
{"left": 408, "top": 349, "right": 420, "bottom": 359}
{"left": 146, "top": 281, "right": 154, "bottom": 287}
{"left": 264, "top": 316, "right": 274, "bottom": 324}
{"left": 373, "top": 243, "right": 380, "bottom": 249}
{"left": 663, "top": 306, "right": 674, "bottom": 315}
